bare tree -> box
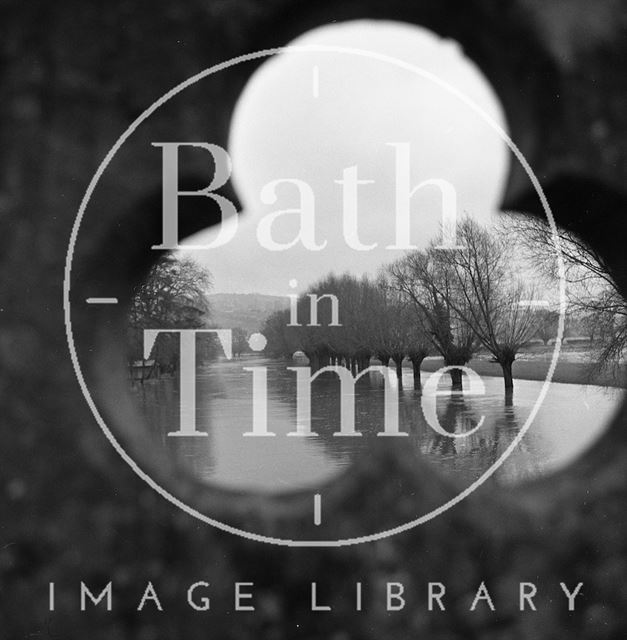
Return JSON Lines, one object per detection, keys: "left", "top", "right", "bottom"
{"left": 371, "top": 274, "right": 432, "bottom": 387}
{"left": 389, "top": 249, "right": 477, "bottom": 390}
{"left": 437, "top": 218, "right": 538, "bottom": 391}
{"left": 533, "top": 307, "right": 560, "bottom": 345}
{"left": 504, "top": 213, "right": 627, "bottom": 378}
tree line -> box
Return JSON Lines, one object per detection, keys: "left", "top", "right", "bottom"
{"left": 127, "top": 213, "right": 624, "bottom": 389}
{"left": 263, "top": 217, "right": 540, "bottom": 392}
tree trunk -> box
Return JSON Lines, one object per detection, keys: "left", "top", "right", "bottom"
{"left": 409, "top": 355, "right": 425, "bottom": 390}
{"left": 413, "top": 362, "right": 421, "bottom": 390}
{"left": 500, "top": 359, "right": 514, "bottom": 391}
{"left": 394, "top": 357, "right": 403, "bottom": 381}
{"left": 449, "top": 367, "right": 463, "bottom": 391}
{"left": 444, "top": 350, "right": 469, "bottom": 391}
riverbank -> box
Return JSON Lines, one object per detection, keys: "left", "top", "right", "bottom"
{"left": 420, "top": 355, "right": 627, "bottom": 389}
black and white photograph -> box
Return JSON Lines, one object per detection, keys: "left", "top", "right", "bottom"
{"left": 2, "top": 2, "right": 627, "bottom": 638}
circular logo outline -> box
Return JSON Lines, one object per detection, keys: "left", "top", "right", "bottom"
{"left": 63, "top": 45, "right": 566, "bottom": 547}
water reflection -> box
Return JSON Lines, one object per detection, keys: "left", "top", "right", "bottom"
{"left": 134, "top": 356, "right": 622, "bottom": 492}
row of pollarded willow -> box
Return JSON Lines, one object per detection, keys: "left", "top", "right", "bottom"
{"left": 264, "top": 218, "right": 541, "bottom": 392}
{"left": 390, "top": 217, "right": 539, "bottom": 390}
{"left": 262, "top": 272, "right": 433, "bottom": 390}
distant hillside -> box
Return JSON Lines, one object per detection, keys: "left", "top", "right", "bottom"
{"left": 207, "top": 293, "right": 289, "bottom": 333}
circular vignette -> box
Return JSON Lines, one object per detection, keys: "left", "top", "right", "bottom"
{"left": 63, "top": 45, "right": 566, "bottom": 547}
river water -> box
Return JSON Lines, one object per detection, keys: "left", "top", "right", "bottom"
{"left": 134, "top": 355, "right": 623, "bottom": 493}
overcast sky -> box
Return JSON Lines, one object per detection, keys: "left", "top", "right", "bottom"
{"left": 179, "top": 20, "right": 509, "bottom": 296}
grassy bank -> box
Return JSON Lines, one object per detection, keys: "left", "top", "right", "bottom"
{"left": 419, "top": 356, "right": 627, "bottom": 389}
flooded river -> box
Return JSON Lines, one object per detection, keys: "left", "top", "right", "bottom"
{"left": 134, "top": 355, "right": 623, "bottom": 493}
